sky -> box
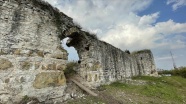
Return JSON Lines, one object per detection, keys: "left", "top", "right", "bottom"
{"left": 44, "top": 0, "right": 186, "bottom": 70}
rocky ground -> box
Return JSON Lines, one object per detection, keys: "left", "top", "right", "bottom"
{"left": 12, "top": 76, "right": 186, "bottom": 104}
{"left": 66, "top": 76, "right": 186, "bottom": 104}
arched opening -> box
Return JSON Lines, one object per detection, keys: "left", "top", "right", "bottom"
{"left": 61, "top": 37, "right": 79, "bottom": 61}
{"left": 61, "top": 37, "right": 79, "bottom": 79}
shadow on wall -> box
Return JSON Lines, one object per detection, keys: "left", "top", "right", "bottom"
{"left": 61, "top": 38, "right": 79, "bottom": 61}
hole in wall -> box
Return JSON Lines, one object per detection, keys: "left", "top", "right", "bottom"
{"left": 78, "top": 60, "right": 81, "bottom": 64}
{"left": 62, "top": 37, "right": 79, "bottom": 61}
{"left": 85, "top": 46, "right": 89, "bottom": 51}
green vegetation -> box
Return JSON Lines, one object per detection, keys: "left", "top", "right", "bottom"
{"left": 17, "top": 95, "right": 40, "bottom": 104}
{"left": 67, "top": 76, "right": 186, "bottom": 104}
{"left": 105, "top": 76, "right": 186, "bottom": 103}
{"left": 64, "top": 61, "right": 78, "bottom": 78}
{"left": 158, "top": 67, "right": 186, "bottom": 78}
{"left": 132, "top": 49, "right": 151, "bottom": 54}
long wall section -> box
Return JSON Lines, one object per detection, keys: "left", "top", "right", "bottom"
{"left": 0, "top": 0, "right": 157, "bottom": 103}
{"left": 65, "top": 28, "right": 157, "bottom": 87}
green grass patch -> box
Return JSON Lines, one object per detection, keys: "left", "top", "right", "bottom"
{"left": 66, "top": 76, "right": 186, "bottom": 103}
{"left": 103, "top": 76, "right": 186, "bottom": 103}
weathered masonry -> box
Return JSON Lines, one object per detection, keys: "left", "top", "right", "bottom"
{"left": 65, "top": 28, "right": 157, "bottom": 87}
{"left": 0, "top": 0, "right": 75, "bottom": 103}
{"left": 0, "top": 0, "right": 157, "bottom": 103}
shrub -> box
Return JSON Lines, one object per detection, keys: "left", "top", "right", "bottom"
{"left": 64, "top": 61, "right": 78, "bottom": 78}
{"left": 158, "top": 67, "right": 186, "bottom": 78}
{"left": 17, "top": 95, "right": 39, "bottom": 104}
{"left": 172, "top": 67, "right": 186, "bottom": 78}
{"left": 158, "top": 70, "right": 173, "bottom": 75}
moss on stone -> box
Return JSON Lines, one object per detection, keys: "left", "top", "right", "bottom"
{"left": 0, "top": 58, "right": 13, "bottom": 70}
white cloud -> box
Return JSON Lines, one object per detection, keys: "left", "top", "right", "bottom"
{"left": 101, "top": 18, "right": 186, "bottom": 51}
{"left": 44, "top": 0, "right": 58, "bottom": 6}
{"left": 139, "top": 12, "right": 159, "bottom": 26}
{"left": 44, "top": 0, "right": 186, "bottom": 69}
{"left": 167, "top": 0, "right": 186, "bottom": 10}
{"left": 155, "top": 56, "right": 177, "bottom": 61}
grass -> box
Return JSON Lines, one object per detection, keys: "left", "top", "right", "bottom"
{"left": 16, "top": 95, "right": 40, "bottom": 104}
{"left": 131, "top": 49, "right": 151, "bottom": 54}
{"left": 158, "top": 67, "right": 186, "bottom": 78}
{"left": 66, "top": 76, "right": 186, "bottom": 104}
{"left": 106, "top": 76, "right": 186, "bottom": 103}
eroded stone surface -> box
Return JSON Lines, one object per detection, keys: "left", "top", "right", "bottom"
{"left": 0, "top": 0, "right": 158, "bottom": 103}
{"left": 65, "top": 28, "right": 158, "bottom": 88}
{"left": 0, "top": 58, "right": 13, "bottom": 70}
{"left": 0, "top": 0, "right": 75, "bottom": 103}
{"left": 33, "top": 72, "right": 66, "bottom": 89}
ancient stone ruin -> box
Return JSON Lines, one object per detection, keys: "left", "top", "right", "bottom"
{"left": 65, "top": 27, "right": 157, "bottom": 88}
{"left": 0, "top": 0, "right": 157, "bottom": 103}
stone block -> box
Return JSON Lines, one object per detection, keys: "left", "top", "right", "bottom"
{"left": 14, "top": 49, "right": 21, "bottom": 55}
{"left": 42, "top": 63, "right": 56, "bottom": 70}
{"left": 4, "top": 78, "right": 10, "bottom": 83}
{"left": 56, "top": 64, "right": 66, "bottom": 71}
{"left": 51, "top": 53, "right": 64, "bottom": 59}
{"left": 23, "top": 50, "right": 33, "bottom": 57}
{"left": 0, "top": 58, "right": 13, "bottom": 70}
{"left": 0, "top": 49, "right": 6, "bottom": 55}
{"left": 41, "top": 65, "right": 47, "bottom": 70}
{"left": 94, "top": 74, "right": 98, "bottom": 82}
{"left": 34, "top": 62, "right": 40, "bottom": 69}
{"left": 20, "top": 61, "right": 31, "bottom": 70}
{"left": 47, "top": 63, "right": 56, "bottom": 70}
{"left": 33, "top": 72, "right": 66, "bottom": 89}
{"left": 0, "top": 49, "right": 9, "bottom": 55}
{"left": 87, "top": 74, "right": 92, "bottom": 82}
{"left": 36, "top": 50, "right": 44, "bottom": 57}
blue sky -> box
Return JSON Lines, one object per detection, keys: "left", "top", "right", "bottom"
{"left": 45, "top": 0, "right": 186, "bottom": 70}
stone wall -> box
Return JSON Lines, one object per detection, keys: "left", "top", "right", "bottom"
{"left": 0, "top": 0, "right": 76, "bottom": 103}
{"left": 0, "top": 0, "right": 157, "bottom": 103}
{"left": 65, "top": 28, "right": 157, "bottom": 88}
